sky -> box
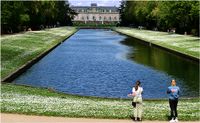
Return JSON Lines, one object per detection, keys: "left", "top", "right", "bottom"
{"left": 68, "top": 0, "right": 121, "bottom": 7}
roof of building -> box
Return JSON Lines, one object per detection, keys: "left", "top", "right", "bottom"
{"left": 91, "top": 3, "right": 97, "bottom": 7}
{"left": 71, "top": 3, "right": 119, "bottom": 11}
{"left": 71, "top": 6, "right": 118, "bottom": 9}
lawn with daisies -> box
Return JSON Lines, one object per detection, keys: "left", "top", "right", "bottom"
{"left": 1, "top": 84, "right": 199, "bottom": 121}
{"left": 113, "top": 27, "right": 200, "bottom": 59}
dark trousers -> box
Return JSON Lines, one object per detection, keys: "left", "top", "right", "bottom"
{"left": 169, "top": 99, "right": 178, "bottom": 119}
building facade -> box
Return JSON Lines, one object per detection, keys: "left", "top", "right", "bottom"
{"left": 71, "top": 3, "right": 120, "bottom": 24}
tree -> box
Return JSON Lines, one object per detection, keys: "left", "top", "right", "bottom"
{"left": 119, "top": 1, "right": 199, "bottom": 36}
{"left": 56, "top": 1, "right": 76, "bottom": 26}
{"left": 1, "top": 0, "right": 76, "bottom": 34}
{"left": 1, "top": 1, "right": 26, "bottom": 33}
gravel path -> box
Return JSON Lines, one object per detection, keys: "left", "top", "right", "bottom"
{"left": 1, "top": 113, "right": 199, "bottom": 123}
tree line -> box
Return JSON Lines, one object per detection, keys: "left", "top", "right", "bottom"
{"left": 119, "top": 1, "right": 199, "bottom": 36}
{"left": 1, "top": 1, "right": 76, "bottom": 34}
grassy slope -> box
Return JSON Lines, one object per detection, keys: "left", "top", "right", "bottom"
{"left": 1, "top": 27, "right": 199, "bottom": 121}
{"left": 1, "top": 84, "right": 199, "bottom": 121}
{"left": 1, "top": 27, "right": 77, "bottom": 78}
{"left": 113, "top": 27, "right": 200, "bottom": 59}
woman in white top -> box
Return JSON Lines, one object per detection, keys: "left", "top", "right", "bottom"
{"left": 128, "top": 80, "right": 143, "bottom": 121}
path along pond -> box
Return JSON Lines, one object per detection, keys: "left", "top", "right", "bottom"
{"left": 13, "top": 29, "right": 199, "bottom": 99}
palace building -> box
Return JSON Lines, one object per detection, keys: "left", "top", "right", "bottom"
{"left": 71, "top": 3, "right": 120, "bottom": 24}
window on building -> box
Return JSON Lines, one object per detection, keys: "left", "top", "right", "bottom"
{"left": 99, "top": 16, "right": 101, "bottom": 20}
{"left": 87, "top": 16, "right": 89, "bottom": 20}
{"left": 93, "top": 16, "right": 96, "bottom": 20}
{"left": 109, "top": 16, "right": 112, "bottom": 21}
{"left": 104, "top": 17, "right": 106, "bottom": 20}
{"left": 82, "top": 16, "right": 84, "bottom": 20}
{"left": 110, "top": 9, "right": 112, "bottom": 13}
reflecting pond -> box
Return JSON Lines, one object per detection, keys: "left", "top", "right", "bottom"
{"left": 13, "top": 29, "right": 199, "bottom": 99}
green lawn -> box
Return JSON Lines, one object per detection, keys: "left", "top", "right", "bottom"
{"left": 113, "top": 27, "right": 200, "bottom": 59}
{"left": 1, "top": 27, "right": 77, "bottom": 79}
{"left": 1, "top": 27, "right": 199, "bottom": 121}
{"left": 1, "top": 84, "right": 199, "bottom": 121}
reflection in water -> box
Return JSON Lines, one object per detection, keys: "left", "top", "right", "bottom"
{"left": 13, "top": 29, "right": 199, "bottom": 99}
{"left": 121, "top": 37, "right": 199, "bottom": 96}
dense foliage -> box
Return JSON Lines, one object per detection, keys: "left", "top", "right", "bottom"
{"left": 119, "top": 1, "right": 199, "bottom": 36}
{"left": 1, "top": 1, "right": 76, "bottom": 34}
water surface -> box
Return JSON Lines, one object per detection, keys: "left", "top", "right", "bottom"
{"left": 13, "top": 29, "right": 199, "bottom": 99}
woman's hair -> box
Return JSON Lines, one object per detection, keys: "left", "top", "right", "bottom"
{"left": 171, "top": 79, "right": 176, "bottom": 83}
{"left": 135, "top": 80, "right": 141, "bottom": 91}
{"left": 171, "top": 79, "right": 176, "bottom": 85}
{"left": 171, "top": 79, "right": 176, "bottom": 82}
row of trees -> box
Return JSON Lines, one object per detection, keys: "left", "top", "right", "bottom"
{"left": 119, "top": 1, "right": 199, "bottom": 36}
{"left": 1, "top": 1, "right": 76, "bottom": 34}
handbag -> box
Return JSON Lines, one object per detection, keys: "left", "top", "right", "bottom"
{"left": 132, "top": 101, "right": 136, "bottom": 107}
